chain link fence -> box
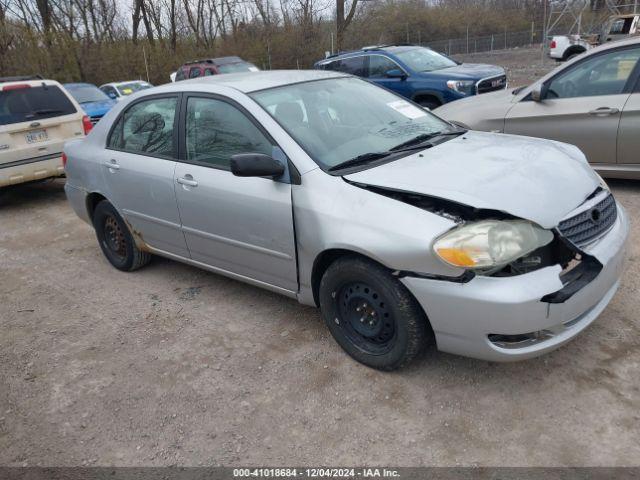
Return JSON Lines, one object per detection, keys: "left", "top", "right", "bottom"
{"left": 424, "top": 28, "right": 545, "bottom": 56}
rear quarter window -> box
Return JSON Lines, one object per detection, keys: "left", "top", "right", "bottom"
{"left": 0, "top": 85, "right": 77, "bottom": 125}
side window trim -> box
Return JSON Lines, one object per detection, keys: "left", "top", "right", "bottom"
{"left": 177, "top": 92, "right": 280, "bottom": 171}
{"left": 105, "top": 92, "right": 183, "bottom": 161}
{"left": 525, "top": 44, "right": 640, "bottom": 101}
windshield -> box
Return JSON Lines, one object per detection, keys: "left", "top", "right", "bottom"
{"left": 250, "top": 77, "right": 450, "bottom": 170}
{"left": 218, "top": 62, "right": 259, "bottom": 74}
{"left": 394, "top": 47, "right": 457, "bottom": 72}
{"left": 65, "top": 84, "right": 110, "bottom": 104}
{"left": 117, "top": 82, "right": 152, "bottom": 96}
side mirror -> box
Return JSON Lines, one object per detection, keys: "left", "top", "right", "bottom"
{"left": 531, "top": 84, "right": 544, "bottom": 102}
{"left": 385, "top": 69, "right": 406, "bottom": 79}
{"left": 108, "top": 92, "right": 117, "bottom": 99}
{"left": 230, "top": 153, "right": 285, "bottom": 178}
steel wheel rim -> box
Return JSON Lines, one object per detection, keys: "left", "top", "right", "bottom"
{"left": 103, "top": 215, "right": 127, "bottom": 260}
{"left": 337, "top": 282, "right": 396, "bottom": 355}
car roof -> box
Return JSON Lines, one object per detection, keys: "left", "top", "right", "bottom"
{"left": 100, "top": 80, "right": 149, "bottom": 87}
{"left": 592, "top": 36, "right": 640, "bottom": 51}
{"left": 0, "top": 78, "right": 61, "bottom": 88}
{"left": 64, "top": 82, "right": 97, "bottom": 88}
{"left": 182, "top": 56, "right": 247, "bottom": 66}
{"left": 317, "top": 44, "right": 423, "bottom": 63}
{"left": 161, "top": 69, "right": 348, "bottom": 93}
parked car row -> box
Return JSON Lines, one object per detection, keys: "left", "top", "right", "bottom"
{"left": 3, "top": 40, "right": 635, "bottom": 371}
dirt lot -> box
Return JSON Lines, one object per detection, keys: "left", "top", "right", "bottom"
{"left": 2, "top": 48, "right": 640, "bottom": 467}
{"left": 454, "top": 46, "right": 558, "bottom": 87}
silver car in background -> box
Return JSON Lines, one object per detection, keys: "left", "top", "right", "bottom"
{"left": 435, "top": 37, "right": 640, "bottom": 179}
{"left": 64, "top": 70, "right": 628, "bottom": 370}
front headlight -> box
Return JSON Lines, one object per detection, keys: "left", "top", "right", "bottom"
{"left": 433, "top": 220, "right": 554, "bottom": 269}
{"left": 446, "top": 80, "right": 476, "bottom": 95}
{"left": 597, "top": 173, "right": 609, "bottom": 191}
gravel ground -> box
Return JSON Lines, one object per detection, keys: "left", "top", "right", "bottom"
{"left": 454, "top": 46, "right": 557, "bottom": 87}
{"left": 1, "top": 48, "right": 639, "bottom": 467}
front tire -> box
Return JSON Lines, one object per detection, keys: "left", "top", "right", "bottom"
{"left": 319, "top": 256, "right": 431, "bottom": 370}
{"left": 92, "top": 200, "right": 151, "bottom": 271}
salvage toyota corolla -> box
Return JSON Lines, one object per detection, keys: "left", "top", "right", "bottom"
{"left": 63, "top": 70, "right": 629, "bottom": 370}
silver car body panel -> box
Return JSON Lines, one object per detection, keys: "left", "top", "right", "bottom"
{"left": 64, "top": 71, "right": 629, "bottom": 362}
{"left": 435, "top": 37, "right": 640, "bottom": 178}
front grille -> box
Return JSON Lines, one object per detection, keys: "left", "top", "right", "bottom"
{"left": 476, "top": 75, "right": 507, "bottom": 94}
{"left": 558, "top": 193, "right": 617, "bottom": 248}
{"left": 89, "top": 115, "right": 103, "bottom": 125}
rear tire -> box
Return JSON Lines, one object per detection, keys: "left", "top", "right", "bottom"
{"left": 565, "top": 51, "right": 584, "bottom": 61}
{"left": 92, "top": 200, "right": 151, "bottom": 271}
{"left": 319, "top": 256, "right": 431, "bottom": 370}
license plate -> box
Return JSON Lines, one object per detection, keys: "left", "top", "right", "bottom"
{"left": 25, "top": 129, "right": 48, "bottom": 144}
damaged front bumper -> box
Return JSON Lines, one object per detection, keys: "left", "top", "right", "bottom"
{"left": 400, "top": 202, "right": 629, "bottom": 362}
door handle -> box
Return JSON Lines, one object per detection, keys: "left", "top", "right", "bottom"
{"left": 588, "top": 107, "right": 619, "bottom": 116}
{"left": 103, "top": 159, "right": 120, "bottom": 170}
{"left": 177, "top": 175, "right": 198, "bottom": 187}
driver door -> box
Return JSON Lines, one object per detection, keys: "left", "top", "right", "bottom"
{"left": 505, "top": 45, "right": 640, "bottom": 165}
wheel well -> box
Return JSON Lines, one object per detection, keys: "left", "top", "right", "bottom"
{"left": 311, "top": 249, "right": 374, "bottom": 306}
{"left": 564, "top": 46, "right": 586, "bottom": 59}
{"left": 86, "top": 192, "right": 107, "bottom": 221}
{"left": 413, "top": 94, "right": 441, "bottom": 107}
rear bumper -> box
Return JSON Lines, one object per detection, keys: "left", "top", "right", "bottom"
{"left": 401, "top": 203, "right": 629, "bottom": 362}
{"left": 64, "top": 183, "right": 91, "bottom": 224}
{"left": 0, "top": 154, "right": 64, "bottom": 187}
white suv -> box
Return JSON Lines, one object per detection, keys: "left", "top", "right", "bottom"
{"left": 0, "top": 76, "right": 90, "bottom": 188}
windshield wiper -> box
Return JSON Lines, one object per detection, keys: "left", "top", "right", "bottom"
{"left": 327, "top": 151, "right": 393, "bottom": 172}
{"left": 389, "top": 129, "right": 465, "bottom": 152}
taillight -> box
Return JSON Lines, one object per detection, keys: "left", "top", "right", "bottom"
{"left": 62, "top": 152, "right": 68, "bottom": 168}
{"left": 550, "top": 40, "right": 557, "bottom": 49}
{"left": 82, "top": 115, "right": 93, "bottom": 135}
{"left": 1, "top": 83, "right": 30, "bottom": 91}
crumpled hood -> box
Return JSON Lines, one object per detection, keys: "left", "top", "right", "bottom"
{"left": 344, "top": 131, "right": 600, "bottom": 229}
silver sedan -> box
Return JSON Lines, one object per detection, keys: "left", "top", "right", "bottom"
{"left": 63, "top": 70, "right": 628, "bottom": 369}
{"left": 435, "top": 37, "right": 640, "bottom": 179}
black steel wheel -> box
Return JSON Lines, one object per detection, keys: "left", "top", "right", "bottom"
{"left": 92, "top": 200, "right": 151, "bottom": 272}
{"left": 319, "top": 256, "right": 432, "bottom": 370}
{"left": 337, "top": 282, "right": 396, "bottom": 355}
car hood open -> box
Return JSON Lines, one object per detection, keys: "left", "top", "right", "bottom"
{"left": 343, "top": 131, "right": 601, "bottom": 229}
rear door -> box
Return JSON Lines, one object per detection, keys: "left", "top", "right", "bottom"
{"left": 0, "top": 83, "right": 84, "bottom": 169}
{"left": 100, "top": 94, "right": 189, "bottom": 257}
{"left": 173, "top": 94, "right": 297, "bottom": 291}
{"left": 505, "top": 45, "right": 640, "bottom": 165}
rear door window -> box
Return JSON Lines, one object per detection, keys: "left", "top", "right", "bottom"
{"left": 334, "top": 56, "right": 366, "bottom": 77}
{"left": 204, "top": 68, "right": 215, "bottom": 76}
{"left": 108, "top": 96, "right": 178, "bottom": 158}
{"left": 0, "top": 85, "right": 77, "bottom": 125}
{"left": 189, "top": 68, "right": 202, "bottom": 78}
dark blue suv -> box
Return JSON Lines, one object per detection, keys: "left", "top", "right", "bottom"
{"left": 314, "top": 45, "right": 506, "bottom": 109}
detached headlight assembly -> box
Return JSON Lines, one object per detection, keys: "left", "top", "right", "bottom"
{"left": 433, "top": 220, "right": 554, "bottom": 270}
{"left": 446, "top": 80, "right": 476, "bottom": 95}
